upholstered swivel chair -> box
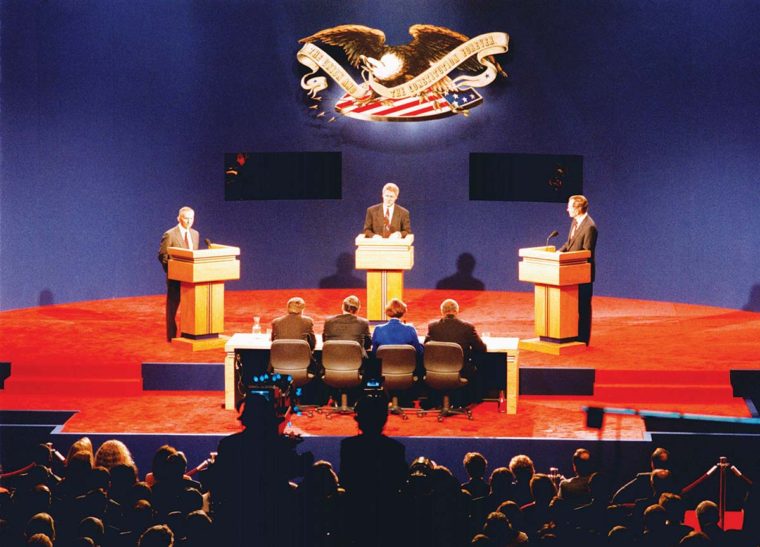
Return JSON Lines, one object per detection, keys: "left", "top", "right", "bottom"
{"left": 321, "top": 340, "right": 363, "bottom": 417}
{"left": 270, "top": 339, "right": 316, "bottom": 414}
{"left": 376, "top": 344, "right": 418, "bottom": 419}
{"left": 422, "top": 341, "right": 472, "bottom": 421}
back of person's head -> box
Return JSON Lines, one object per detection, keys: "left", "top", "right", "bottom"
{"left": 509, "top": 454, "right": 535, "bottom": 482}
{"left": 27, "top": 484, "right": 52, "bottom": 515}
{"left": 572, "top": 448, "right": 593, "bottom": 476}
{"left": 178, "top": 487, "right": 203, "bottom": 515}
{"left": 32, "top": 444, "right": 54, "bottom": 467}
{"left": 287, "top": 296, "right": 306, "bottom": 314}
{"left": 679, "top": 531, "right": 711, "bottom": 545}
{"left": 138, "top": 524, "right": 174, "bottom": 547}
{"left": 302, "top": 460, "right": 339, "bottom": 499}
{"left": 25, "top": 512, "right": 55, "bottom": 543}
{"left": 131, "top": 482, "right": 153, "bottom": 505}
{"left": 430, "top": 465, "right": 460, "bottom": 497}
{"left": 95, "top": 439, "right": 136, "bottom": 472}
{"left": 25, "top": 533, "right": 53, "bottom": 546}
{"left": 482, "top": 511, "right": 510, "bottom": 544}
{"left": 659, "top": 492, "right": 686, "bottom": 523}
{"left": 342, "top": 295, "right": 361, "bottom": 314}
{"left": 489, "top": 467, "right": 515, "bottom": 500}
{"left": 385, "top": 298, "right": 407, "bottom": 318}
{"left": 588, "top": 471, "right": 610, "bottom": 502}
{"left": 650, "top": 468, "right": 675, "bottom": 496}
{"left": 464, "top": 452, "right": 488, "bottom": 480}
{"left": 643, "top": 504, "right": 667, "bottom": 531}
{"left": 695, "top": 500, "right": 719, "bottom": 528}
{"left": 66, "top": 451, "right": 93, "bottom": 481}
{"left": 496, "top": 500, "right": 522, "bottom": 527}
{"left": 88, "top": 465, "right": 111, "bottom": 492}
{"left": 66, "top": 437, "right": 94, "bottom": 467}
{"left": 184, "top": 510, "right": 212, "bottom": 546}
{"left": 70, "top": 537, "right": 96, "bottom": 547}
{"left": 77, "top": 515, "right": 105, "bottom": 545}
{"left": 129, "top": 499, "right": 155, "bottom": 535}
{"left": 470, "top": 533, "right": 495, "bottom": 546}
{"left": 151, "top": 445, "right": 178, "bottom": 483}
{"left": 530, "top": 473, "right": 557, "bottom": 505}
{"left": 651, "top": 447, "right": 671, "bottom": 470}
{"left": 440, "top": 298, "right": 459, "bottom": 316}
{"left": 354, "top": 393, "right": 389, "bottom": 435}
{"left": 164, "top": 452, "right": 188, "bottom": 481}
{"left": 237, "top": 393, "right": 281, "bottom": 433}
{"left": 607, "top": 525, "right": 634, "bottom": 547}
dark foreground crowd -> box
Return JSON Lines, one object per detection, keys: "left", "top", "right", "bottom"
{"left": 1, "top": 394, "right": 758, "bottom": 547}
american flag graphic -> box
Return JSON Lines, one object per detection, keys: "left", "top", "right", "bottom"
{"left": 335, "top": 89, "right": 483, "bottom": 121}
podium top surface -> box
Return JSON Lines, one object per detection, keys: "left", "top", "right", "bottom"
{"left": 518, "top": 246, "right": 590, "bottom": 262}
{"left": 168, "top": 244, "right": 241, "bottom": 261}
{"left": 355, "top": 234, "right": 414, "bottom": 247}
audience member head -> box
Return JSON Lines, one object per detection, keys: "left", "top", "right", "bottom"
{"left": 643, "top": 504, "right": 667, "bottom": 532}
{"left": 430, "top": 465, "right": 461, "bottom": 498}
{"left": 572, "top": 448, "right": 594, "bottom": 477}
{"left": 70, "top": 537, "right": 96, "bottom": 547}
{"left": 496, "top": 500, "right": 524, "bottom": 531}
{"left": 489, "top": 467, "right": 515, "bottom": 502}
{"left": 440, "top": 298, "right": 459, "bottom": 317}
{"left": 88, "top": 465, "right": 111, "bottom": 493}
{"left": 530, "top": 473, "right": 557, "bottom": 505}
{"left": 128, "top": 499, "right": 155, "bottom": 537}
{"left": 178, "top": 487, "right": 203, "bottom": 515}
{"left": 679, "top": 531, "right": 711, "bottom": 546}
{"left": 25, "top": 512, "right": 55, "bottom": 543}
{"left": 151, "top": 445, "right": 179, "bottom": 483}
{"left": 26, "top": 533, "right": 53, "bottom": 546}
{"left": 659, "top": 492, "right": 686, "bottom": 524}
{"left": 471, "top": 533, "right": 495, "bottom": 546}
{"left": 77, "top": 516, "right": 105, "bottom": 546}
{"left": 695, "top": 500, "right": 719, "bottom": 530}
{"left": 94, "top": 439, "right": 136, "bottom": 473}
{"left": 164, "top": 451, "right": 188, "bottom": 482}
{"left": 464, "top": 452, "right": 488, "bottom": 480}
{"left": 66, "top": 437, "right": 94, "bottom": 467}
{"left": 650, "top": 468, "right": 675, "bottom": 497}
{"left": 110, "top": 463, "right": 138, "bottom": 501}
{"left": 131, "top": 482, "right": 153, "bottom": 505}
{"left": 31, "top": 444, "right": 54, "bottom": 468}
{"left": 607, "top": 525, "right": 635, "bottom": 547}
{"left": 138, "top": 524, "right": 174, "bottom": 547}
{"left": 301, "top": 460, "right": 340, "bottom": 499}
{"left": 651, "top": 447, "right": 671, "bottom": 470}
{"left": 287, "top": 296, "right": 306, "bottom": 314}
{"left": 65, "top": 451, "right": 93, "bottom": 483}
{"left": 509, "top": 454, "right": 535, "bottom": 482}
{"left": 482, "top": 511, "right": 510, "bottom": 545}
{"left": 342, "top": 294, "right": 361, "bottom": 315}
{"left": 354, "top": 393, "right": 389, "bottom": 435}
{"left": 237, "top": 393, "right": 282, "bottom": 437}
{"left": 385, "top": 298, "right": 407, "bottom": 318}
{"left": 184, "top": 510, "right": 212, "bottom": 546}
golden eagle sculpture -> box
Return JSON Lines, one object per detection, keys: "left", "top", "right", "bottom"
{"left": 299, "top": 24, "right": 506, "bottom": 95}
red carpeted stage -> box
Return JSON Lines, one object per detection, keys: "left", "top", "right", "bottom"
{"left": 1, "top": 289, "right": 758, "bottom": 439}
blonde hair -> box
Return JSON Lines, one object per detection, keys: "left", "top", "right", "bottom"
{"left": 94, "top": 439, "right": 136, "bottom": 472}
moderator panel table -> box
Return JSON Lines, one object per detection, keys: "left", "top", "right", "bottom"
{"left": 224, "top": 334, "right": 520, "bottom": 414}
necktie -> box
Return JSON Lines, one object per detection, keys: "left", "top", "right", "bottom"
{"left": 569, "top": 219, "right": 578, "bottom": 240}
{"left": 383, "top": 208, "right": 391, "bottom": 238}
{"left": 184, "top": 231, "right": 192, "bottom": 249}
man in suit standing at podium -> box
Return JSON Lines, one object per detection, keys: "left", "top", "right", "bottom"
{"left": 158, "top": 206, "right": 199, "bottom": 341}
{"left": 559, "top": 195, "right": 598, "bottom": 345}
{"left": 323, "top": 295, "right": 371, "bottom": 358}
{"left": 363, "top": 182, "right": 411, "bottom": 239}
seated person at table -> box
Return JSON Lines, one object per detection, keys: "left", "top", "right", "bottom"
{"left": 371, "top": 298, "right": 423, "bottom": 357}
{"left": 323, "top": 295, "right": 372, "bottom": 358}
{"left": 271, "top": 296, "right": 317, "bottom": 374}
{"left": 425, "top": 298, "right": 487, "bottom": 402}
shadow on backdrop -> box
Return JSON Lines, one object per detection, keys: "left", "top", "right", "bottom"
{"left": 319, "top": 252, "right": 365, "bottom": 289}
{"left": 38, "top": 289, "right": 55, "bottom": 307}
{"left": 742, "top": 284, "right": 760, "bottom": 312}
{"left": 435, "top": 253, "right": 485, "bottom": 291}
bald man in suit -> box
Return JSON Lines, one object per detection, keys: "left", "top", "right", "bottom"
{"left": 158, "top": 206, "right": 200, "bottom": 341}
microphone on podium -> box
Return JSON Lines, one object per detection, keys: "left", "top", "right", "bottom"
{"left": 545, "top": 230, "right": 559, "bottom": 247}
{"left": 205, "top": 238, "right": 213, "bottom": 248}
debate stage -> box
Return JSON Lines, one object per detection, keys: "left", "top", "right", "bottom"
{"left": 2, "top": 289, "right": 760, "bottom": 483}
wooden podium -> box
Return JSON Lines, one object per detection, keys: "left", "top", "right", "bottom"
{"left": 168, "top": 244, "right": 240, "bottom": 350}
{"left": 355, "top": 235, "right": 414, "bottom": 321}
{"left": 518, "top": 246, "right": 590, "bottom": 355}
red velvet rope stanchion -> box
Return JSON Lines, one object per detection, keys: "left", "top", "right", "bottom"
{"left": 0, "top": 462, "right": 35, "bottom": 480}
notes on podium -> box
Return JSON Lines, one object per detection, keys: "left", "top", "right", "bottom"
{"left": 355, "top": 234, "right": 414, "bottom": 321}
{"left": 168, "top": 244, "right": 240, "bottom": 350}
{"left": 518, "top": 245, "right": 590, "bottom": 355}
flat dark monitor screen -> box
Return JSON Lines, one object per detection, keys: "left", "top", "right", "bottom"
{"left": 225, "top": 151, "right": 342, "bottom": 200}
{"left": 469, "top": 152, "right": 583, "bottom": 203}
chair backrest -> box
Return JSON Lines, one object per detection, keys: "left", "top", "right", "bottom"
{"left": 423, "top": 341, "right": 466, "bottom": 390}
{"left": 270, "top": 339, "right": 312, "bottom": 386}
{"left": 376, "top": 344, "right": 417, "bottom": 391}
{"left": 322, "top": 340, "right": 363, "bottom": 388}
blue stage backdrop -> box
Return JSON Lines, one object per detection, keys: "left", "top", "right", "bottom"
{"left": 1, "top": 1, "right": 759, "bottom": 311}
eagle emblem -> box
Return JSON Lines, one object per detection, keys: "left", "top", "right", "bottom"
{"left": 297, "top": 24, "right": 509, "bottom": 122}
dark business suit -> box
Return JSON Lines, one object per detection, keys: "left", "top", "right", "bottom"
{"left": 363, "top": 203, "right": 411, "bottom": 238}
{"left": 559, "top": 215, "right": 598, "bottom": 344}
{"left": 271, "top": 313, "right": 316, "bottom": 350}
{"left": 323, "top": 313, "right": 371, "bottom": 357}
{"left": 158, "top": 225, "right": 199, "bottom": 341}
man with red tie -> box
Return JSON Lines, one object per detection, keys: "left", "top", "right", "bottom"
{"left": 158, "top": 206, "right": 200, "bottom": 341}
{"left": 363, "top": 182, "right": 412, "bottom": 239}
{"left": 558, "top": 195, "right": 598, "bottom": 345}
